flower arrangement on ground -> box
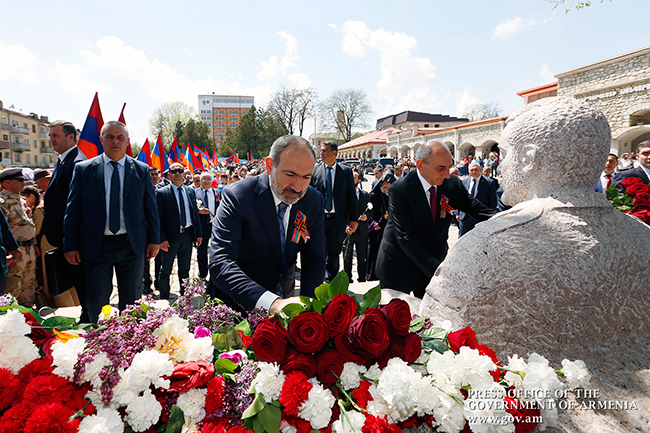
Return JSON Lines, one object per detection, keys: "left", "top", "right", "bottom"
{"left": 606, "top": 177, "right": 650, "bottom": 224}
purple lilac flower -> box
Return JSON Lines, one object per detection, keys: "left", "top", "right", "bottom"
{"left": 187, "top": 303, "right": 242, "bottom": 334}
{"left": 0, "top": 294, "right": 12, "bottom": 307}
{"left": 246, "top": 307, "right": 269, "bottom": 333}
{"left": 216, "top": 359, "right": 258, "bottom": 425}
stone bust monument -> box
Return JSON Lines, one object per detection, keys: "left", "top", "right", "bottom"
{"left": 419, "top": 97, "right": 650, "bottom": 431}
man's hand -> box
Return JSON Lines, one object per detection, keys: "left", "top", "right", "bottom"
{"left": 346, "top": 221, "right": 359, "bottom": 234}
{"left": 146, "top": 244, "right": 160, "bottom": 260}
{"left": 6, "top": 254, "right": 16, "bottom": 269}
{"left": 160, "top": 241, "right": 170, "bottom": 252}
{"left": 65, "top": 251, "right": 81, "bottom": 265}
{"left": 9, "top": 249, "right": 21, "bottom": 261}
{"left": 199, "top": 209, "right": 211, "bottom": 215}
{"left": 359, "top": 214, "right": 368, "bottom": 222}
{"left": 33, "top": 245, "right": 40, "bottom": 258}
{"left": 195, "top": 237, "right": 202, "bottom": 247}
{"left": 269, "top": 296, "right": 304, "bottom": 315}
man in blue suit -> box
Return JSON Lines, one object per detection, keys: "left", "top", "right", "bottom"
{"left": 343, "top": 171, "right": 370, "bottom": 283}
{"left": 209, "top": 135, "right": 325, "bottom": 314}
{"left": 613, "top": 141, "right": 650, "bottom": 186}
{"left": 157, "top": 162, "right": 202, "bottom": 299}
{"left": 595, "top": 153, "right": 618, "bottom": 193}
{"left": 458, "top": 162, "right": 498, "bottom": 237}
{"left": 64, "top": 121, "right": 160, "bottom": 322}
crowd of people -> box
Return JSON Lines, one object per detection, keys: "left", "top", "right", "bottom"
{"left": 1, "top": 118, "right": 648, "bottom": 322}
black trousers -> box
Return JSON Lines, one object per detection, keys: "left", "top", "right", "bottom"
{"left": 83, "top": 235, "right": 144, "bottom": 322}
{"left": 159, "top": 229, "right": 194, "bottom": 298}
{"left": 324, "top": 216, "right": 346, "bottom": 282}
{"left": 196, "top": 220, "right": 211, "bottom": 279}
{"left": 343, "top": 223, "right": 368, "bottom": 282}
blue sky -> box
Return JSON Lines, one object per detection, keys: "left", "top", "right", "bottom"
{"left": 0, "top": 0, "right": 647, "bottom": 146}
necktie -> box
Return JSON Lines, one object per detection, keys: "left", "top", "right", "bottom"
{"left": 109, "top": 161, "right": 120, "bottom": 234}
{"left": 606, "top": 174, "right": 612, "bottom": 189}
{"left": 429, "top": 186, "right": 437, "bottom": 226}
{"left": 470, "top": 179, "right": 477, "bottom": 197}
{"left": 52, "top": 158, "right": 62, "bottom": 178}
{"left": 276, "top": 203, "right": 289, "bottom": 296}
{"left": 178, "top": 186, "right": 187, "bottom": 228}
{"left": 325, "top": 166, "right": 333, "bottom": 212}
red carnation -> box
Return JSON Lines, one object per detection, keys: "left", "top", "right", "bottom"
{"left": 447, "top": 327, "right": 478, "bottom": 352}
{"left": 505, "top": 396, "right": 540, "bottom": 433}
{"left": 380, "top": 299, "right": 411, "bottom": 337}
{"left": 322, "top": 294, "right": 358, "bottom": 338}
{"left": 166, "top": 360, "right": 215, "bottom": 393}
{"left": 251, "top": 316, "right": 287, "bottom": 363}
{"left": 23, "top": 403, "right": 78, "bottom": 433}
{"left": 18, "top": 358, "right": 54, "bottom": 384}
{"left": 363, "top": 414, "right": 401, "bottom": 433}
{"left": 205, "top": 375, "right": 225, "bottom": 414}
{"left": 287, "top": 311, "right": 330, "bottom": 354}
{"left": 0, "top": 369, "right": 19, "bottom": 410}
{"left": 281, "top": 349, "right": 317, "bottom": 378}
{"left": 349, "top": 308, "right": 390, "bottom": 359}
{"left": 389, "top": 333, "right": 422, "bottom": 364}
{"left": 315, "top": 349, "right": 345, "bottom": 386}
{"left": 352, "top": 380, "right": 373, "bottom": 409}
{"left": 279, "top": 371, "right": 313, "bottom": 416}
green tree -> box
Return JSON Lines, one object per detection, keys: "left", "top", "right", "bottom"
{"left": 461, "top": 103, "right": 503, "bottom": 122}
{"left": 220, "top": 106, "right": 288, "bottom": 159}
{"left": 320, "top": 88, "right": 372, "bottom": 144}
{"left": 179, "top": 118, "right": 215, "bottom": 154}
{"left": 149, "top": 101, "right": 196, "bottom": 146}
{"left": 267, "top": 85, "right": 317, "bottom": 136}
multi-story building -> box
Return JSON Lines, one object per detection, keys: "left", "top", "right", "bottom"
{"left": 0, "top": 101, "right": 56, "bottom": 169}
{"left": 198, "top": 94, "right": 254, "bottom": 148}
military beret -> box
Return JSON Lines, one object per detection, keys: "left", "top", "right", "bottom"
{"left": 33, "top": 168, "right": 52, "bottom": 182}
{"left": 0, "top": 168, "right": 25, "bottom": 182}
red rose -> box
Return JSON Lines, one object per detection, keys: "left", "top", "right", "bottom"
{"left": 251, "top": 316, "right": 287, "bottom": 363}
{"left": 626, "top": 182, "right": 650, "bottom": 197}
{"left": 281, "top": 349, "right": 317, "bottom": 378}
{"left": 477, "top": 344, "right": 501, "bottom": 382}
{"left": 315, "top": 349, "right": 345, "bottom": 386}
{"left": 380, "top": 299, "right": 411, "bottom": 337}
{"left": 447, "top": 327, "right": 478, "bottom": 352}
{"left": 322, "top": 294, "right": 358, "bottom": 338}
{"left": 634, "top": 191, "right": 650, "bottom": 205}
{"left": 166, "top": 360, "right": 215, "bottom": 393}
{"left": 620, "top": 177, "right": 643, "bottom": 187}
{"left": 389, "top": 332, "right": 422, "bottom": 364}
{"left": 22, "top": 312, "right": 53, "bottom": 347}
{"left": 349, "top": 308, "right": 390, "bottom": 358}
{"left": 333, "top": 332, "right": 367, "bottom": 365}
{"left": 287, "top": 311, "right": 329, "bottom": 354}
{"left": 630, "top": 207, "right": 650, "bottom": 224}
{"left": 236, "top": 329, "right": 252, "bottom": 348}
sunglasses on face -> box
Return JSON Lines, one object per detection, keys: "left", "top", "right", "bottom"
{"left": 169, "top": 169, "right": 184, "bottom": 174}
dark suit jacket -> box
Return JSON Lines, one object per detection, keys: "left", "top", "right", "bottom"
{"left": 357, "top": 188, "right": 370, "bottom": 231}
{"left": 310, "top": 162, "right": 359, "bottom": 228}
{"left": 43, "top": 147, "right": 87, "bottom": 247}
{"left": 376, "top": 171, "right": 497, "bottom": 296}
{"left": 210, "top": 173, "right": 326, "bottom": 312}
{"left": 613, "top": 166, "right": 650, "bottom": 186}
{"left": 157, "top": 184, "right": 202, "bottom": 244}
{"left": 63, "top": 156, "right": 160, "bottom": 261}
{"left": 458, "top": 175, "right": 498, "bottom": 222}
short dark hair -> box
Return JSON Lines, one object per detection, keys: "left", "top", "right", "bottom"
{"left": 149, "top": 166, "right": 159, "bottom": 173}
{"left": 637, "top": 140, "right": 650, "bottom": 153}
{"left": 609, "top": 153, "right": 618, "bottom": 159}
{"left": 49, "top": 120, "right": 77, "bottom": 142}
{"left": 21, "top": 185, "right": 41, "bottom": 207}
{"left": 324, "top": 141, "right": 338, "bottom": 152}
{"left": 270, "top": 135, "right": 317, "bottom": 166}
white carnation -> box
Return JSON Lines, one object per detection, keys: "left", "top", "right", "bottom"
{"left": 128, "top": 349, "right": 174, "bottom": 391}
{"left": 332, "top": 409, "right": 366, "bottom": 433}
{"left": 522, "top": 353, "right": 562, "bottom": 402}
{"left": 185, "top": 336, "right": 214, "bottom": 363}
{"left": 372, "top": 358, "right": 419, "bottom": 422}
{"left": 433, "top": 388, "right": 466, "bottom": 433}
{"left": 410, "top": 374, "right": 439, "bottom": 416}
{"left": 252, "top": 363, "right": 285, "bottom": 403}
{"left": 0, "top": 334, "right": 39, "bottom": 374}
{"left": 298, "top": 379, "right": 335, "bottom": 429}
{"left": 51, "top": 337, "right": 87, "bottom": 379}
{"left": 78, "top": 407, "right": 124, "bottom": 433}
{"left": 561, "top": 359, "right": 591, "bottom": 389}
{"left": 537, "top": 405, "right": 558, "bottom": 431}
{"left": 503, "top": 354, "right": 527, "bottom": 389}
{"left": 451, "top": 347, "right": 496, "bottom": 390}
{"left": 124, "top": 389, "right": 162, "bottom": 432}
{"left": 281, "top": 423, "right": 297, "bottom": 433}
{"left": 434, "top": 320, "right": 454, "bottom": 333}
{"left": 177, "top": 388, "right": 207, "bottom": 426}
{"left": 340, "top": 362, "right": 367, "bottom": 390}
{"left": 366, "top": 363, "right": 383, "bottom": 380}
{"left": 463, "top": 384, "right": 514, "bottom": 433}
{"left": 427, "top": 350, "right": 457, "bottom": 386}
{"left": 80, "top": 352, "right": 111, "bottom": 389}
{"left": 112, "top": 370, "right": 139, "bottom": 407}
{"left": 0, "top": 308, "right": 31, "bottom": 336}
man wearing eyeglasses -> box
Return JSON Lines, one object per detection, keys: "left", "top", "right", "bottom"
{"left": 0, "top": 168, "right": 35, "bottom": 307}
{"left": 156, "top": 163, "right": 202, "bottom": 299}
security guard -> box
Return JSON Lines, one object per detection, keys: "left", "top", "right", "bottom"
{"left": 0, "top": 168, "right": 38, "bottom": 307}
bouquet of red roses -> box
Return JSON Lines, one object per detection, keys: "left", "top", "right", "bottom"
{"left": 606, "top": 177, "right": 650, "bottom": 224}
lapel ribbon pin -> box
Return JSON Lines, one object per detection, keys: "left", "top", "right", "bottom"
{"left": 291, "top": 210, "right": 310, "bottom": 243}
{"left": 439, "top": 195, "right": 455, "bottom": 218}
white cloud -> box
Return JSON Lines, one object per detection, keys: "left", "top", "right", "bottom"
{"left": 455, "top": 88, "right": 480, "bottom": 118}
{"left": 288, "top": 72, "right": 312, "bottom": 89}
{"left": 256, "top": 31, "right": 302, "bottom": 81}
{"left": 328, "top": 23, "right": 337, "bottom": 30}
{"left": 540, "top": 64, "right": 556, "bottom": 82}
{"left": 492, "top": 17, "right": 525, "bottom": 40}
{"left": 341, "top": 20, "right": 437, "bottom": 114}
{"left": 54, "top": 61, "right": 113, "bottom": 99}
{"left": 0, "top": 42, "right": 41, "bottom": 85}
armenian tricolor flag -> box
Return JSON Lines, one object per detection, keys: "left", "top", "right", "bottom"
{"left": 183, "top": 146, "right": 195, "bottom": 171}
{"left": 136, "top": 138, "right": 152, "bottom": 166}
{"left": 168, "top": 136, "right": 181, "bottom": 164}
{"left": 225, "top": 151, "right": 239, "bottom": 165}
{"left": 77, "top": 92, "right": 104, "bottom": 158}
{"left": 151, "top": 132, "right": 168, "bottom": 172}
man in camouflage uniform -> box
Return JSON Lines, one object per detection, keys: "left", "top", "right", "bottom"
{"left": 0, "top": 168, "right": 38, "bottom": 307}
